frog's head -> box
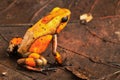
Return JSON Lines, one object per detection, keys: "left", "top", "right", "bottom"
{"left": 41, "top": 7, "right": 71, "bottom": 33}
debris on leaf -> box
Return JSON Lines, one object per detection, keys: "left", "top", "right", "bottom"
{"left": 115, "top": 31, "right": 120, "bottom": 40}
{"left": 1, "top": 71, "right": 7, "bottom": 76}
{"left": 80, "top": 13, "right": 93, "bottom": 25}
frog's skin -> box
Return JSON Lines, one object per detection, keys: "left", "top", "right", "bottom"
{"left": 7, "top": 7, "right": 71, "bottom": 71}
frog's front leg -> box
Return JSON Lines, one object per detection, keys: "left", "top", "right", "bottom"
{"left": 17, "top": 53, "right": 47, "bottom": 72}
{"left": 7, "top": 37, "right": 22, "bottom": 57}
{"left": 52, "top": 34, "right": 62, "bottom": 64}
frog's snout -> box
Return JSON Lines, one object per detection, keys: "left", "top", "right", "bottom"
{"left": 7, "top": 44, "right": 19, "bottom": 56}
{"left": 7, "top": 44, "right": 15, "bottom": 53}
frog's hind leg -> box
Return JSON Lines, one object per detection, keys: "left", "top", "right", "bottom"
{"left": 17, "top": 53, "right": 47, "bottom": 72}
{"left": 52, "top": 34, "right": 62, "bottom": 64}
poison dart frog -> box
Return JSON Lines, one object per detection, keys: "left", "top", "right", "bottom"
{"left": 7, "top": 7, "right": 71, "bottom": 71}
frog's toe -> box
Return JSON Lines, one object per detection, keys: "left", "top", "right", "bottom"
{"left": 54, "top": 52, "right": 63, "bottom": 64}
{"left": 17, "top": 58, "right": 26, "bottom": 65}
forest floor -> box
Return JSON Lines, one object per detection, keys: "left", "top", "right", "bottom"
{"left": 0, "top": 0, "right": 120, "bottom": 80}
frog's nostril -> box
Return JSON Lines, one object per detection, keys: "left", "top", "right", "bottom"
{"left": 61, "top": 16, "right": 68, "bottom": 22}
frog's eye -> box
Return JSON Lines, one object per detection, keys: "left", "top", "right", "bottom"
{"left": 61, "top": 16, "right": 68, "bottom": 22}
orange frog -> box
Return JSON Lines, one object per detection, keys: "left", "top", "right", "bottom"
{"left": 7, "top": 7, "right": 71, "bottom": 71}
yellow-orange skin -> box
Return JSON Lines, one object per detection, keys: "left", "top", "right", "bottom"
{"left": 9, "top": 7, "right": 71, "bottom": 68}
{"left": 26, "top": 58, "right": 36, "bottom": 67}
{"left": 29, "top": 35, "right": 52, "bottom": 54}
{"left": 10, "top": 38, "right": 22, "bottom": 45}
{"left": 28, "top": 53, "right": 40, "bottom": 59}
{"left": 18, "top": 7, "right": 71, "bottom": 54}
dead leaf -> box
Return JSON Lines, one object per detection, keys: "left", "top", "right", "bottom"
{"left": 66, "top": 66, "right": 89, "bottom": 80}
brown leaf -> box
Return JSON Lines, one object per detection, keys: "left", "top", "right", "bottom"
{"left": 66, "top": 66, "right": 89, "bottom": 80}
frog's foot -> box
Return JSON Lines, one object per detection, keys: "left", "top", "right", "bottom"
{"left": 17, "top": 53, "right": 47, "bottom": 71}
{"left": 17, "top": 58, "right": 57, "bottom": 72}
{"left": 17, "top": 57, "right": 47, "bottom": 71}
{"left": 54, "top": 51, "right": 62, "bottom": 65}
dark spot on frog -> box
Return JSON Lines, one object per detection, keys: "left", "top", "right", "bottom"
{"left": 42, "top": 27, "right": 46, "bottom": 31}
{"left": 33, "top": 37, "right": 35, "bottom": 39}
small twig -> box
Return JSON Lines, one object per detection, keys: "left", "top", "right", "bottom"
{"left": 0, "top": 20, "right": 80, "bottom": 27}
{"left": 0, "top": 0, "right": 19, "bottom": 15}
{"left": 68, "top": 0, "right": 75, "bottom": 9}
{"left": 117, "top": 0, "right": 120, "bottom": 6}
{"left": 89, "top": 0, "right": 99, "bottom": 13}
{"left": 97, "top": 70, "right": 120, "bottom": 80}
{"left": 107, "top": 62, "right": 120, "bottom": 67}
{"left": 0, "top": 23, "right": 33, "bottom": 27}
{"left": 85, "top": 26, "right": 118, "bottom": 44}
{"left": 58, "top": 45, "right": 120, "bottom": 69}
{"left": 0, "top": 33, "right": 9, "bottom": 43}
{"left": 30, "top": 0, "right": 54, "bottom": 22}
{"left": 99, "top": 15, "right": 120, "bottom": 20}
